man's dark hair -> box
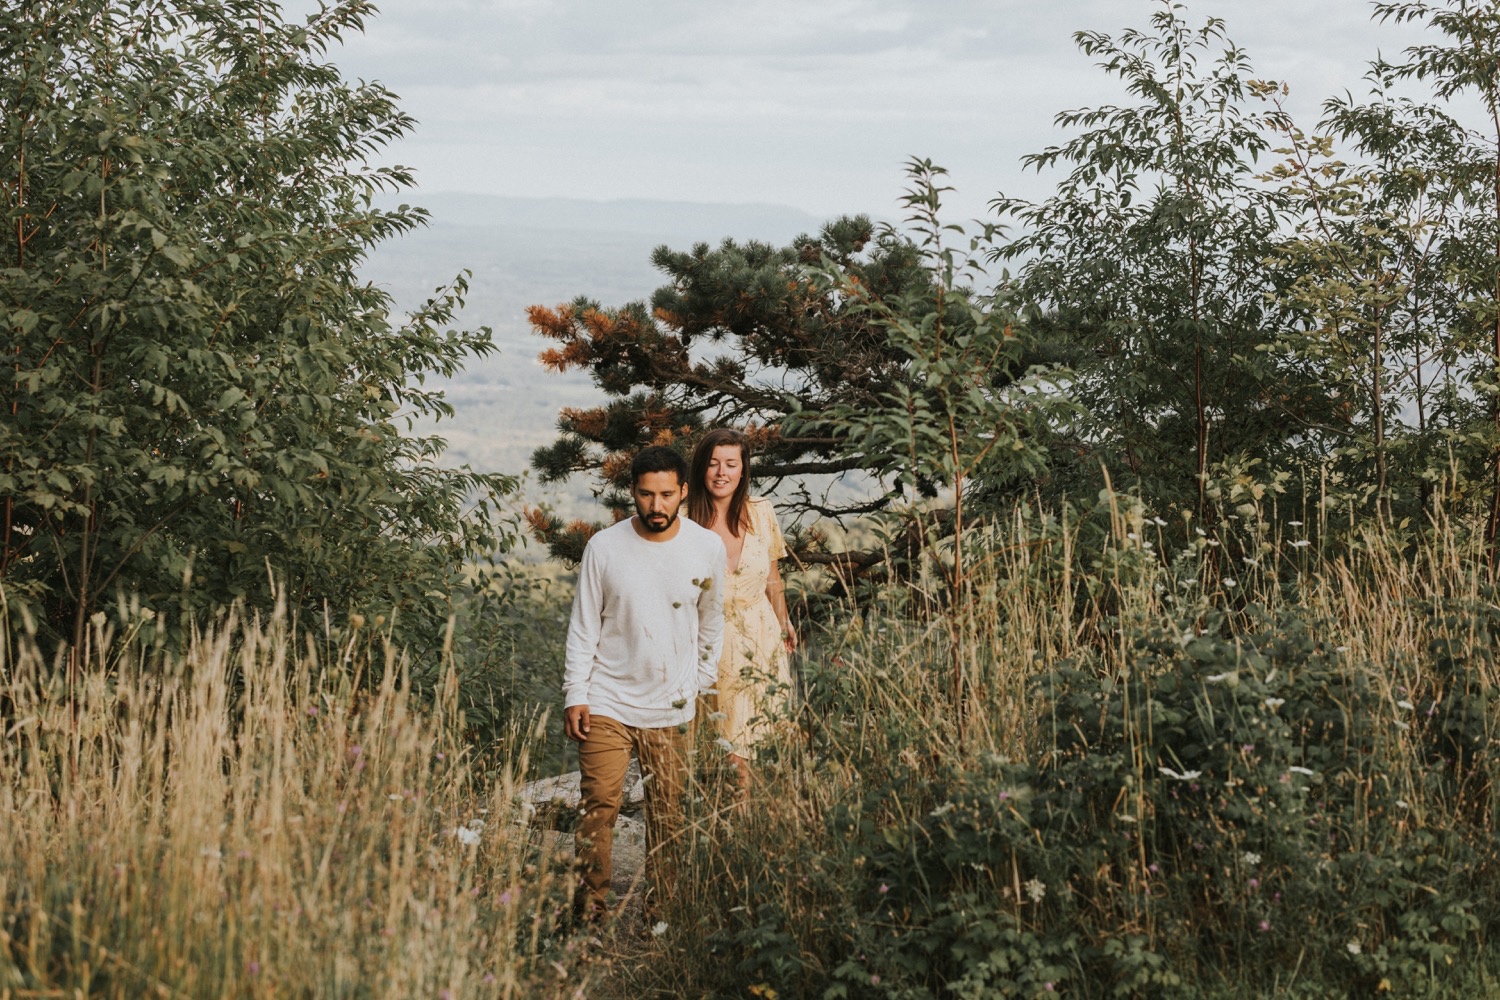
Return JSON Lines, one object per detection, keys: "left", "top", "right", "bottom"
{"left": 631, "top": 445, "right": 688, "bottom": 486}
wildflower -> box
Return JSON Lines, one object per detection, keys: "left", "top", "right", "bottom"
{"left": 140, "top": 607, "right": 156, "bottom": 622}
{"left": 1289, "top": 539, "right": 1311, "bottom": 549}
{"left": 1397, "top": 700, "right": 1414, "bottom": 711}
{"left": 878, "top": 883, "right": 890, "bottom": 894}
{"left": 90, "top": 611, "right": 106, "bottom": 627}
{"left": 1024, "top": 878, "right": 1047, "bottom": 902}
{"left": 715, "top": 737, "right": 735, "bottom": 753}
{"left": 708, "top": 711, "right": 727, "bottom": 722}
{"left": 1206, "top": 671, "right": 1238, "bottom": 687}
{"left": 1288, "top": 520, "right": 1304, "bottom": 527}
{"left": 1242, "top": 851, "right": 1261, "bottom": 866}
{"left": 1347, "top": 941, "right": 1361, "bottom": 955}
{"left": 1151, "top": 516, "right": 1167, "bottom": 527}
{"left": 651, "top": 921, "right": 669, "bottom": 937}
{"left": 452, "top": 827, "right": 481, "bottom": 846}
{"left": 870, "top": 976, "right": 881, "bottom": 986}
{"left": 1248, "top": 878, "right": 1259, "bottom": 889}
{"left": 1288, "top": 766, "right": 1315, "bottom": 776}
{"left": 1395, "top": 800, "right": 1410, "bottom": 809}
{"left": 388, "top": 793, "right": 403, "bottom": 802}
{"left": 1263, "top": 697, "right": 1285, "bottom": 710}
{"left": 1259, "top": 920, "right": 1271, "bottom": 932}
{"left": 1158, "top": 766, "right": 1203, "bottom": 781}
{"left": 1222, "top": 577, "right": 1238, "bottom": 588}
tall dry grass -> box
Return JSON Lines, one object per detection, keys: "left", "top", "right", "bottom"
{"left": 615, "top": 500, "right": 1500, "bottom": 997}
{"left": 0, "top": 601, "right": 590, "bottom": 999}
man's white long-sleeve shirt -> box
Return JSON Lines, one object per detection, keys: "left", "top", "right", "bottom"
{"left": 563, "top": 517, "right": 726, "bottom": 729}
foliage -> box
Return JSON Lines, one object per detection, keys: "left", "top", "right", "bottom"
{"left": 794, "top": 160, "right": 1071, "bottom": 606}
{"left": 642, "top": 525, "right": 1500, "bottom": 999}
{"left": 0, "top": 607, "right": 590, "bottom": 998}
{"left": 522, "top": 199, "right": 1066, "bottom": 562}
{"left": 0, "top": 0, "right": 514, "bottom": 658}
{"left": 989, "top": 5, "right": 1323, "bottom": 521}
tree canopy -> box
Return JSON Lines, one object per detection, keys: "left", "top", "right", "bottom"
{"left": 528, "top": 1, "right": 1500, "bottom": 560}
{"left": 1, "top": 0, "right": 514, "bottom": 657}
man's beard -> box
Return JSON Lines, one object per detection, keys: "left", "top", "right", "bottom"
{"left": 639, "top": 510, "right": 678, "bottom": 534}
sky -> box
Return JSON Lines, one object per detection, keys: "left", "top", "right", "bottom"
{"left": 290, "top": 0, "right": 1456, "bottom": 224}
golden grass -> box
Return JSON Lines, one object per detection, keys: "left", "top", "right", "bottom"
{"left": 0, "top": 604, "right": 589, "bottom": 999}
{"left": 610, "top": 501, "right": 1500, "bottom": 995}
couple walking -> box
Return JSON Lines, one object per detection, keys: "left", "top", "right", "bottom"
{"left": 562, "top": 428, "right": 797, "bottom": 923}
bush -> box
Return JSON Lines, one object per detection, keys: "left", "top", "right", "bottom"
{"left": 697, "top": 601, "right": 1500, "bottom": 999}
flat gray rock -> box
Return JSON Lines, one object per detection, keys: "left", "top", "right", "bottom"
{"left": 520, "top": 761, "right": 645, "bottom": 813}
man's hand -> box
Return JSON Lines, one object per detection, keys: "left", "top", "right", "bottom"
{"left": 564, "top": 705, "right": 592, "bottom": 743}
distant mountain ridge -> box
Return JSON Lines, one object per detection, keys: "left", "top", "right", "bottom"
{"left": 379, "top": 191, "right": 829, "bottom": 246}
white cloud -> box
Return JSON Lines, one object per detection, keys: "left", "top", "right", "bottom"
{"left": 286, "top": 0, "right": 1452, "bottom": 220}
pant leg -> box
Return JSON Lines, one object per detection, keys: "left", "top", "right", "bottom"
{"left": 575, "top": 715, "right": 631, "bottom": 916}
{"left": 632, "top": 722, "right": 690, "bottom": 914}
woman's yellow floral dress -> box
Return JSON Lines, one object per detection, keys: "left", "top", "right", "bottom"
{"left": 714, "top": 497, "right": 792, "bottom": 756}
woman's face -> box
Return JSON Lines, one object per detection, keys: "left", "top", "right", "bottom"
{"left": 704, "top": 443, "right": 744, "bottom": 502}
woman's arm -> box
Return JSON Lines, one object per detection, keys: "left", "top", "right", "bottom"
{"left": 764, "top": 555, "right": 797, "bottom": 654}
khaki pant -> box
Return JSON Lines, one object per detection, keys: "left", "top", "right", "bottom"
{"left": 575, "top": 715, "right": 690, "bottom": 918}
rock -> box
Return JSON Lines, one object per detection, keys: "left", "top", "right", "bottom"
{"left": 519, "top": 760, "right": 645, "bottom": 815}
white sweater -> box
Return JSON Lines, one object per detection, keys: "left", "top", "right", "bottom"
{"left": 563, "top": 517, "right": 726, "bottom": 729}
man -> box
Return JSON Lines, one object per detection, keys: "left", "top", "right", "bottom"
{"left": 563, "top": 445, "right": 726, "bottom": 922}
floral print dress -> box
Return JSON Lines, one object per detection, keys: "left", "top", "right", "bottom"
{"left": 714, "top": 497, "right": 792, "bottom": 756}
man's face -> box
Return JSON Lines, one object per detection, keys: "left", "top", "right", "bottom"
{"left": 633, "top": 470, "right": 687, "bottom": 534}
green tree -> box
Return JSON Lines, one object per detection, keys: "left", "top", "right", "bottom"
{"left": 798, "top": 160, "right": 1069, "bottom": 726}
{"left": 525, "top": 213, "right": 1057, "bottom": 562}
{"left": 0, "top": 0, "right": 514, "bottom": 660}
{"left": 990, "top": 3, "right": 1326, "bottom": 522}
{"left": 1365, "top": 0, "right": 1500, "bottom": 551}
{"left": 1261, "top": 75, "right": 1490, "bottom": 525}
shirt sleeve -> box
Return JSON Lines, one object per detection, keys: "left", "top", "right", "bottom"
{"left": 696, "top": 535, "right": 726, "bottom": 693}
{"left": 761, "top": 498, "right": 787, "bottom": 560}
{"left": 562, "top": 539, "right": 604, "bottom": 709}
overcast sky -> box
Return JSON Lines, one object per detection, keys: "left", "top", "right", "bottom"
{"left": 294, "top": 0, "right": 1458, "bottom": 224}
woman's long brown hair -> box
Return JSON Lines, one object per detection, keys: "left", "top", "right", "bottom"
{"left": 688, "top": 428, "right": 752, "bottom": 536}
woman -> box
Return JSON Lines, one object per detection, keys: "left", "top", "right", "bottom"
{"left": 688, "top": 428, "right": 797, "bottom": 790}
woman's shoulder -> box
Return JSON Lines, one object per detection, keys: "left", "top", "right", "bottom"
{"left": 748, "top": 496, "right": 784, "bottom": 531}
{"left": 748, "top": 496, "right": 778, "bottom": 519}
